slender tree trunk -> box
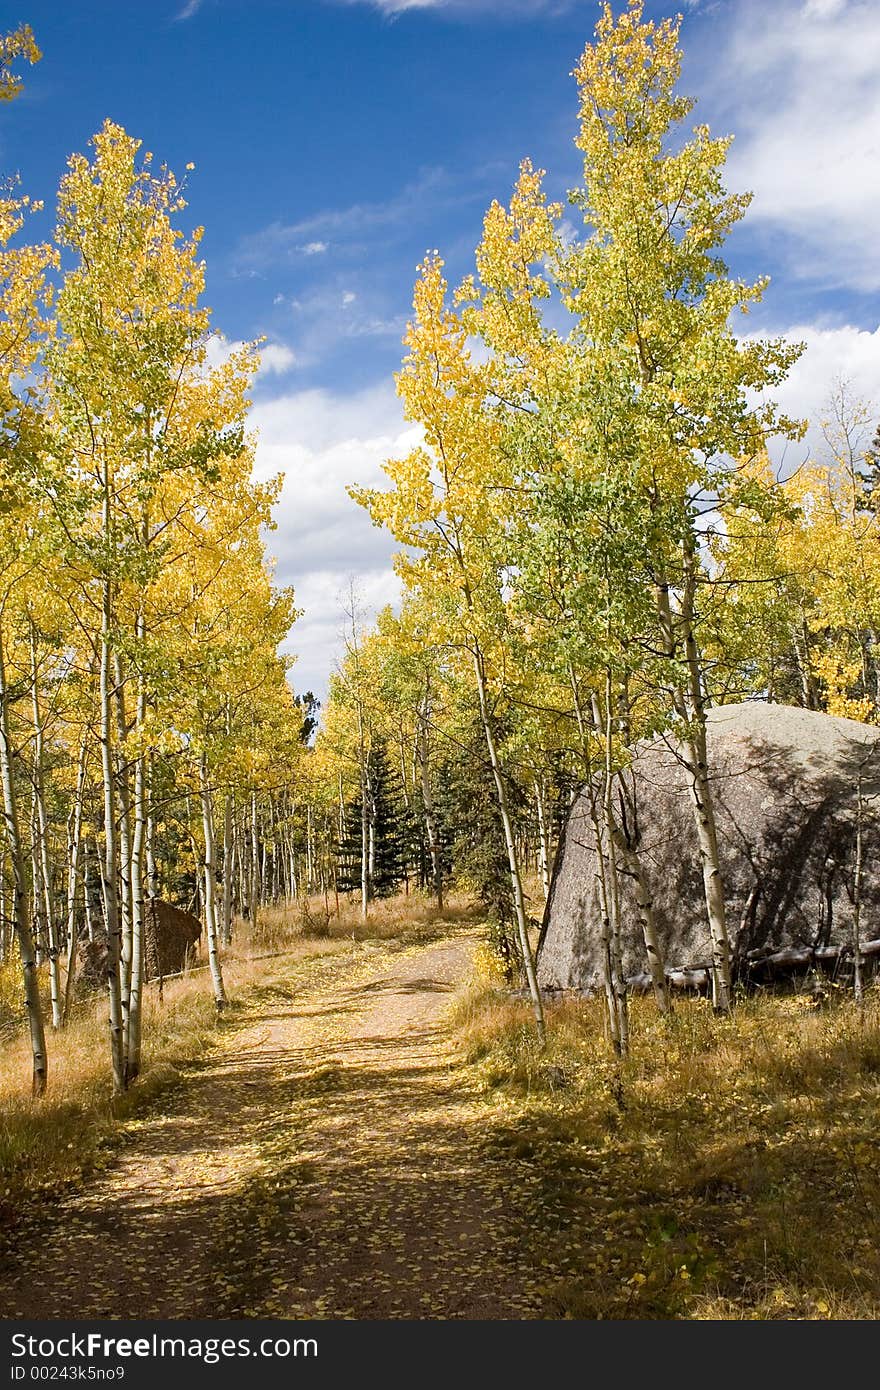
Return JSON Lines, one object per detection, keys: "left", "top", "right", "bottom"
{"left": 28, "top": 626, "right": 62, "bottom": 1030}
{"left": 222, "top": 792, "right": 234, "bottom": 945}
{"left": 853, "top": 771, "right": 865, "bottom": 1006}
{"left": 472, "top": 644, "right": 545, "bottom": 1044}
{"left": 200, "top": 754, "right": 227, "bottom": 1008}
{"left": 417, "top": 696, "right": 443, "bottom": 910}
{"left": 359, "top": 710, "right": 369, "bottom": 921}
{"left": 235, "top": 803, "right": 246, "bottom": 916}
{"left": 250, "top": 789, "right": 260, "bottom": 934}
{"left": 0, "top": 849, "right": 7, "bottom": 961}
{"left": 584, "top": 696, "right": 624, "bottom": 1054}
{"left": 62, "top": 731, "right": 88, "bottom": 1025}
{"left": 534, "top": 778, "right": 551, "bottom": 903}
{"left": 126, "top": 629, "right": 147, "bottom": 1081}
{"left": 600, "top": 680, "right": 628, "bottom": 1056}
{"left": 679, "top": 550, "right": 731, "bottom": 1013}
{"left": 29, "top": 804, "right": 44, "bottom": 964}
{"left": 655, "top": 550, "right": 732, "bottom": 1013}
{"left": 368, "top": 811, "right": 376, "bottom": 887}
{"left": 83, "top": 839, "right": 99, "bottom": 942}
{"left": 570, "top": 664, "right": 625, "bottom": 1043}
{"left": 145, "top": 758, "right": 158, "bottom": 901}
{"left": 0, "top": 621, "right": 47, "bottom": 1095}
{"left": 112, "top": 652, "right": 135, "bottom": 1069}
{"left": 268, "top": 796, "right": 277, "bottom": 904}
{"left": 30, "top": 788, "right": 57, "bottom": 1020}
{"left": 612, "top": 778, "right": 669, "bottom": 1015}
{"left": 793, "top": 616, "right": 819, "bottom": 710}
{"left": 304, "top": 802, "right": 313, "bottom": 898}
{"left": 604, "top": 655, "right": 670, "bottom": 1017}
{"left": 184, "top": 791, "right": 202, "bottom": 920}
{"left": 595, "top": 876, "right": 620, "bottom": 1053}
{"left": 100, "top": 580, "right": 126, "bottom": 1093}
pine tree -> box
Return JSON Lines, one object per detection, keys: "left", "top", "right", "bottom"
{"left": 335, "top": 741, "right": 410, "bottom": 900}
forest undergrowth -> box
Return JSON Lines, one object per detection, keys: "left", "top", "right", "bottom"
{"left": 456, "top": 955, "right": 880, "bottom": 1320}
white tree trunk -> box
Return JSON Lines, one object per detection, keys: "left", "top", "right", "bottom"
{"left": 534, "top": 778, "right": 551, "bottom": 904}
{"left": 472, "top": 646, "right": 545, "bottom": 1045}
{"left": 28, "top": 627, "right": 62, "bottom": 1028}
{"left": 0, "top": 622, "right": 47, "bottom": 1094}
{"left": 100, "top": 564, "right": 126, "bottom": 1094}
{"left": 417, "top": 696, "right": 443, "bottom": 910}
{"left": 200, "top": 755, "right": 227, "bottom": 1008}
{"left": 62, "top": 733, "right": 88, "bottom": 1025}
{"left": 126, "top": 628, "right": 147, "bottom": 1080}
{"left": 656, "top": 553, "right": 732, "bottom": 1013}
{"left": 222, "top": 792, "right": 234, "bottom": 945}
{"left": 113, "top": 652, "right": 135, "bottom": 1059}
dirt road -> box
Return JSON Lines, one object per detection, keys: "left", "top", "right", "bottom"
{"left": 2, "top": 932, "right": 543, "bottom": 1319}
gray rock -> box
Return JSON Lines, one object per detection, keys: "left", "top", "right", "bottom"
{"left": 538, "top": 702, "right": 880, "bottom": 995}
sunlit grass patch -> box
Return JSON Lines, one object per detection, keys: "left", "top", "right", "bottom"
{"left": 455, "top": 966, "right": 880, "bottom": 1319}
{"left": 241, "top": 887, "right": 478, "bottom": 954}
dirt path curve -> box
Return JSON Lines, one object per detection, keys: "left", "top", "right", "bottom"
{"left": 2, "top": 932, "right": 542, "bottom": 1320}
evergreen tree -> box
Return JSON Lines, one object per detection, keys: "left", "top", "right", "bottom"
{"left": 335, "top": 740, "right": 411, "bottom": 900}
{"left": 439, "top": 715, "right": 524, "bottom": 980}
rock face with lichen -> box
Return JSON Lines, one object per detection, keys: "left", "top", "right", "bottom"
{"left": 538, "top": 702, "right": 880, "bottom": 996}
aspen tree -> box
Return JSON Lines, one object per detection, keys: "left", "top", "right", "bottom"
{"left": 47, "top": 121, "right": 281, "bottom": 1081}
{"left": 0, "top": 24, "right": 53, "bottom": 1093}
{"left": 557, "top": 0, "right": 803, "bottom": 1009}
{"left": 352, "top": 257, "right": 546, "bottom": 1042}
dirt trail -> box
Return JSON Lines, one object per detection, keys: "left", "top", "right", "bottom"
{"left": 2, "top": 932, "right": 542, "bottom": 1320}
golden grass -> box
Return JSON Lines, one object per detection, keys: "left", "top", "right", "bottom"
{"left": 249, "top": 886, "right": 477, "bottom": 951}
{"left": 454, "top": 970, "right": 880, "bottom": 1319}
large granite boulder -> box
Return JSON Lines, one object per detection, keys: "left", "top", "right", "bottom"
{"left": 538, "top": 702, "right": 880, "bottom": 995}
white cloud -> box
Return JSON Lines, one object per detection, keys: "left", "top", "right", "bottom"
{"left": 204, "top": 332, "right": 297, "bottom": 379}
{"left": 282, "top": 568, "right": 403, "bottom": 702}
{"left": 258, "top": 343, "right": 297, "bottom": 375}
{"left": 802, "top": 0, "right": 846, "bottom": 16}
{"left": 336, "top": 0, "right": 572, "bottom": 13}
{"left": 234, "top": 165, "right": 489, "bottom": 270}
{"left": 697, "top": 0, "right": 880, "bottom": 290}
{"left": 273, "top": 284, "right": 406, "bottom": 366}
{"left": 757, "top": 322, "right": 880, "bottom": 465}
{"left": 251, "top": 383, "right": 419, "bottom": 699}
{"left": 175, "top": 0, "right": 202, "bottom": 19}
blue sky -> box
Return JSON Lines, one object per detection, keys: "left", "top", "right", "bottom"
{"left": 4, "top": 0, "right": 880, "bottom": 698}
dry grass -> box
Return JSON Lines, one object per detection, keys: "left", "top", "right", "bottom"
{"left": 454, "top": 968, "right": 880, "bottom": 1319}
{"left": 0, "top": 954, "right": 23, "bottom": 1041}
{"left": 247, "top": 887, "right": 477, "bottom": 952}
